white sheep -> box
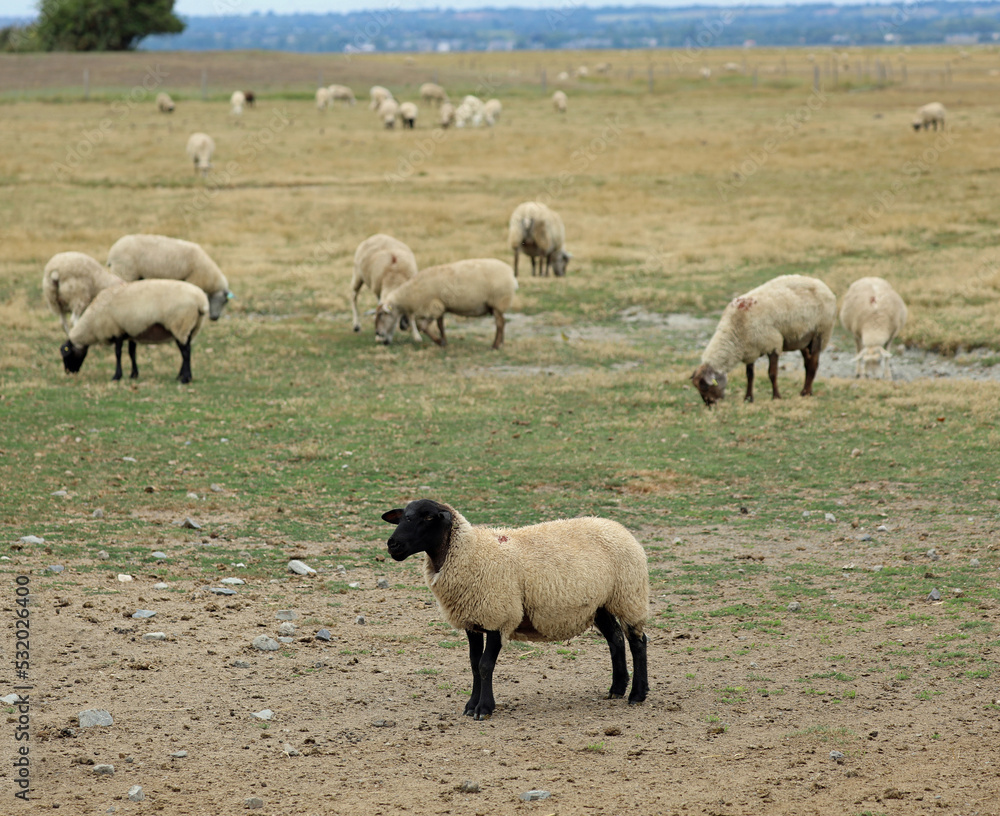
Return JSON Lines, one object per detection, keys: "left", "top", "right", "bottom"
{"left": 328, "top": 84, "right": 356, "bottom": 105}
{"left": 107, "top": 234, "right": 232, "bottom": 321}
{"left": 439, "top": 102, "right": 456, "bottom": 129}
{"left": 507, "top": 201, "right": 571, "bottom": 278}
{"left": 185, "top": 132, "right": 215, "bottom": 177}
{"left": 350, "top": 234, "right": 418, "bottom": 333}
{"left": 378, "top": 98, "right": 399, "bottom": 128}
{"left": 454, "top": 95, "right": 485, "bottom": 128}
{"left": 156, "top": 92, "right": 175, "bottom": 113}
{"left": 370, "top": 85, "right": 393, "bottom": 111}
{"left": 60, "top": 279, "right": 208, "bottom": 383}
{"left": 419, "top": 82, "right": 448, "bottom": 106}
{"left": 43, "top": 251, "right": 125, "bottom": 336}
{"left": 381, "top": 499, "right": 649, "bottom": 720}
{"left": 483, "top": 98, "right": 502, "bottom": 126}
{"left": 398, "top": 101, "right": 418, "bottom": 129}
{"left": 375, "top": 258, "right": 518, "bottom": 349}
{"left": 315, "top": 86, "right": 333, "bottom": 110}
{"left": 699, "top": 66, "right": 712, "bottom": 79}
{"left": 839, "top": 276, "right": 908, "bottom": 380}
{"left": 691, "top": 274, "right": 837, "bottom": 406}
{"left": 552, "top": 90, "right": 567, "bottom": 113}
{"left": 230, "top": 90, "right": 246, "bottom": 115}
{"left": 912, "top": 102, "right": 946, "bottom": 131}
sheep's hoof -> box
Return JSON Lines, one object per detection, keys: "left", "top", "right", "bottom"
{"left": 607, "top": 692, "right": 625, "bottom": 700}
{"left": 352, "top": 325, "right": 360, "bottom": 333}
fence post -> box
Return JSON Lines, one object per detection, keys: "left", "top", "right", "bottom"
{"left": 201, "top": 69, "right": 207, "bottom": 100}
{"left": 83, "top": 68, "right": 89, "bottom": 100}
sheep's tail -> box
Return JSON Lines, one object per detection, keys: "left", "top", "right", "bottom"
{"left": 520, "top": 216, "right": 535, "bottom": 243}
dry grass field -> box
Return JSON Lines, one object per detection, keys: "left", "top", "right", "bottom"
{"left": 1, "top": 46, "right": 1000, "bottom": 816}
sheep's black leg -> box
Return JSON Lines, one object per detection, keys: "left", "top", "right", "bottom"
{"left": 128, "top": 340, "right": 139, "bottom": 380}
{"left": 513, "top": 250, "right": 519, "bottom": 278}
{"left": 800, "top": 337, "right": 821, "bottom": 397}
{"left": 625, "top": 624, "right": 649, "bottom": 704}
{"left": 491, "top": 310, "right": 505, "bottom": 350}
{"left": 434, "top": 316, "right": 447, "bottom": 347}
{"left": 594, "top": 607, "right": 630, "bottom": 699}
{"left": 767, "top": 351, "right": 781, "bottom": 399}
{"left": 744, "top": 363, "right": 754, "bottom": 403}
{"left": 464, "top": 629, "right": 501, "bottom": 720}
{"left": 112, "top": 337, "right": 125, "bottom": 381}
{"left": 176, "top": 340, "right": 193, "bottom": 384}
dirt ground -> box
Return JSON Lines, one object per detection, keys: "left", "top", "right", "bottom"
{"left": 7, "top": 509, "right": 999, "bottom": 816}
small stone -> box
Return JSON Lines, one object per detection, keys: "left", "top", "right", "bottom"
{"left": 870, "top": 565, "right": 883, "bottom": 573}
{"left": 19, "top": 535, "right": 44, "bottom": 545}
{"left": 207, "top": 587, "right": 237, "bottom": 596}
{"left": 127, "top": 786, "right": 144, "bottom": 802}
{"left": 51, "top": 490, "right": 68, "bottom": 497}
{"left": 850, "top": 448, "right": 862, "bottom": 458}
{"left": 79, "top": 709, "right": 114, "bottom": 728}
{"left": 277, "top": 621, "right": 296, "bottom": 636}
{"left": 151, "top": 551, "right": 168, "bottom": 559}
{"left": 252, "top": 636, "right": 280, "bottom": 651}
{"left": 92, "top": 509, "right": 104, "bottom": 519}
{"left": 459, "top": 780, "right": 481, "bottom": 793}
{"left": 970, "top": 558, "right": 981, "bottom": 567}
{"left": 876, "top": 525, "right": 889, "bottom": 533}
{"left": 93, "top": 764, "right": 115, "bottom": 775}
{"left": 2, "top": 693, "right": 23, "bottom": 704}
{"left": 376, "top": 578, "right": 390, "bottom": 589}
{"left": 49, "top": 565, "right": 64, "bottom": 573}
{"left": 927, "top": 548, "right": 940, "bottom": 561}
{"left": 210, "top": 484, "right": 224, "bottom": 493}
{"left": 801, "top": 511, "right": 811, "bottom": 519}
{"left": 952, "top": 588, "right": 964, "bottom": 597}
{"left": 927, "top": 588, "right": 942, "bottom": 602}
{"left": 170, "top": 751, "right": 187, "bottom": 758}
{"left": 316, "top": 629, "right": 332, "bottom": 641}
{"left": 186, "top": 492, "right": 200, "bottom": 500}
{"left": 858, "top": 534, "right": 872, "bottom": 542}
{"left": 824, "top": 513, "right": 836, "bottom": 522}
{"left": 97, "top": 551, "right": 109, "bottom": 560}
{"left": 245, "top": 798, "right": 263, "bottom": 810}
{"left": 252, "top": 709, "right": 273, "bottom": 721}
{"left": 154, "top": 582, "right": 169, "bottom": 590}
{"left": 282, "top": 743, "right": 300, "bottom": 757}
{"left": 336, "top": 565, "right": 347, "bottom": 574}
{"left": 221, "top": 577, "right": 245, "bottom": 585}
{"left": 830, "top": 750, "right": 845, "bottom": 763}
{"left": 175, "top": 517, "right": 202, "bottom": 530}
{"left": 520, "top": 790, "right": 551, "bottom": 801}
{"left": 277, "top": 636, "right": 294, "bottom": 644}
{"left": 355, "top": 615, "right": 366, "bottom": 625}
{"left": 142, "top": 632, "right": 167, "bottom": 641}
{"left": 117, "top": 574, "right": 133, "bottom": 582}
{"left": 372, "top": 719, "right": 395, "bottom": 728}
{"left": 230, "top": 660, "right": 251, "bottom": 668}
{"left": 275, "top": 610, "right": 297, "bottom": 621}
{"left": 131, "top": 610, "right": 156, "bottom": 619}
{"left": 349, "top": 582, "right": 361, "bottom": 589}
{"left": 288, "top": 559, "right": 316, "bottom": 576}
{"left": 787, "top": 602, "right": 801, "bottom": 612}
{"left": 122, "top": 457, "right": 137, "bottom": 463}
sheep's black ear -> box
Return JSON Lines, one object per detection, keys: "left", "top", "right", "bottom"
{"left": 382, "top": 509, "right": 404, "bottom": 524}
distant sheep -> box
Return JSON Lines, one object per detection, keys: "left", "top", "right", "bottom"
{"left": 507, "top": 201, "right": 571, "bottom": 277}
{"left": 378, "top": 98, "right": 399, "bottom": 128}
{"left": 439, "top": 102, "right": 456, "bottom": 128}
{"left": 42, "top": 251, "right": 125, "bottom": 335}
{"left": 419, "top": 82, "right": 448, "bottom": 106}
{"left": 370, "top": 85, "right": 393, "bottom": 111}
{"left": 329, "top": 84, "right": 356, "bottom": 105}
{"left": 230, "top": 90, "right": 246, "bottom": 115}
{"left": 399, "top": 101, "right": 418, "bottom": 129}
{"left": 107, "top": 234, "right": 232, "bottom": 321}
{"left": 691, "top": 274, "right": 837, "bottom": 406}
{"left": 185, "top": 132, "right": 215, "bottom": 176}
{"left": 839, "top": 277, "right": 907, "bottom": 380}
{"left": 60, "top": 279, "right": 208, "bottom": 384}
{"left": 350, "top": 234, "right": 418, "bottom": 334}
{"left": 912, "top": 102, "right": 946, "bottom": 131}
{"left": 483, "top": 98, "right": 502, "bottom": 126}
{"left": 316, "top": 86, "right": 333, "bottom": 110}
{"left": 552, "top": 90, "right": 567, "bottom": 113}
{"left": 381, "top": 498, "right": 649, "bottom": 720}
{"left": 455, "top": 95, "right": 485, "bottom": 128}
{"left": 243, "top": 90, "right": 256, "bottom": 107}
{"left": 156, "top": 92, "right": 175, "bottom": 113}
{"left": 375, "top": 258, "right": 518, "bottom": 349}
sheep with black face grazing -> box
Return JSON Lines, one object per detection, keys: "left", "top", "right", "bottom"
{"left": 691, "top": 274, "right": 837, "bottom": 406}
{"left": 398, "top": 101, "right": 418, "bottom": 129}
{"left": 839, "top": 277, "right": 907, "bottom": 380}
{"left": 350, "top": 234, "right": 418, "bottom": 334}
{"left": 59, "top": 279, "right": 208, "bottom": 383}
{"left": 328, "top": 84, "right": 356, "bottom": 105}
{"left": 156, "top": 92, "right": 175, "bottom": 113}
{"left": 419, "top": 82, "right": 448, "bottom": 106}
{"left": 43, "top": 251, "right": 125, "bottom": 336}
{"left": 185, "top": 132, "right": 214, "bottom": 176}
{"left": 912, "top": 102, "right": 946, "bottom": 131}
{"left": 507, "top": 201, "right": 571, "bottom": 277}
{"left": 382, "top": 499, "right": 649, "bottom": 720}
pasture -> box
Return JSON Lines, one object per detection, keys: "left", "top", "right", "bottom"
{"left": 1, "top": 46, "right": 999, "bottom": 814}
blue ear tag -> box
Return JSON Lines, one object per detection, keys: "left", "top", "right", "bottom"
{"left": 227, "top": 292, "right": 235, "bottom": 300}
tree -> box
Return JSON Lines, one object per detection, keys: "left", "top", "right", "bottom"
{"left": 34, "top": 0, "right": 184, "bottom": 51}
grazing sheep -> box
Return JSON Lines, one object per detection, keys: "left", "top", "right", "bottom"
{"left": 60, "top": 279, "right": 208, "bottom": 384}
{"left": 483, "top": 98, "right": 502, "bottom": 126}
{"left": 419, "top": 82, "right": 448, "bottom": 106}
{"left": 912, "top": 102, "right": 946, "bottom": 131}
{"left": 42, "top": 251, "right": 125, "bottom": 335}
{"left": 185, "top": 132, "right": 215, "bottom": 176}
{"left": 455, "top": 95, "right": 485, "bottom": 128}
{"left": 315, "top": 86, "right": 333, "bottom": 110}
{"left": 375, "top": 258, "right": 517, "bottom": 349}
{"left": 439, "top": 102, "right": 456, "bottom": 128}
{"left": 552, "top": 90, "right": 567, "bottom": 113}
{"left": 595, "top": 62, "right": 612, "bottom": 75}
{"left": 107, "top": 234, "right": 232, "bottom": 321}
{"left": 381, "top": 499, "right": 650, "bottom": 720}
{"left": 507, "top": 201, "right": 571, "bottom": 278}
{"left": 230, "top": 90, "right": 246, "bottom": 115}
{"left": 700, "top": 66, "right": 712, "bottom": 79}
{"left": 328, "top": 84, "right": 356, "bottom": 105}
{"left": 243, "top": 90, "right": 256, "bottom": 107}
{"left": 839, "top": 277, "right": 908, "bottom": 380}
{"left": 156, "top": 92, "right": 175, "bottom": 113}
{"left": 370, "top": 85, "right": 393, "bottom": 111}
{"left": 691, "top": 274, "right": 837, "bottom": 406}
{"left": 398, "top": 101, "right": 418, "bottom": 129}
{"left": 350, "top": 234, "right": 418, "bottom": 333}
{"left": 378, "top": 98, "right": 399, "bottom": 128}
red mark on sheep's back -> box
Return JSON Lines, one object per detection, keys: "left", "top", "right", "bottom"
{"left": 497, "top": 535, "right": 508, "bottom": 543}
{"left": 734, "top": 296, "right": 756, "bottom": 311}
{"left": 869, "top": 295, "right": 877, "bottom": 305}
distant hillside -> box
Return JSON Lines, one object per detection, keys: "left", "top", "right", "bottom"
{"left": 135, "top": 3, "right": 1000, "bottom": 53}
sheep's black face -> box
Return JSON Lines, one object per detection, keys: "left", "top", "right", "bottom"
{"left": 60, "top": 341, "right": 87, "bottom": 374}
{"left": 692, "top": 364, "right": 726, "bottom": 406}
{"left": 382, "top": 499, "right": 453, "bottom": 562}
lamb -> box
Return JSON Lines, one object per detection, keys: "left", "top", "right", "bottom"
{"left": 439, "top": 102, "right": 456, "bottom": 128}
{"left": 691, "top": 274, "right": 837, "bottom": 406}
{"left": 230, "top": 90, "right": 246, "bottom": 115}
{"left": 185, "top": 132, "right": 215, "bottom": 176}
{"left": 378, "top": 98, "right": 399, "bottom": 128}
{"left": 374, "top": 258, "right": 517, "bottom": 349}
{"left": 552, "top": 90, "right": 568, "bottom": 113}
{"left": 42, "top": 251, "right": 125, "bottom": 335}
{"left": 369, "top": 85, "right": 393, "bottom": 110}
{"left": 381, "top": 498, "right": 649, "bottom": 720}
{"left": 315, "top": 86, "right": 332, "bottom": 110}
{"left": 59, "top": 279, "right": 208, "bottom": 384}
{"left": 398, "top": 101, "right": 418, "bottom": 129}
{"left": 156, "top": 92, "right": 175, "bottom": 113}
{"left": 483, "top": 98, "right": 502, "bottom": 126}
{"left": 419, "top": 82, "right": 448, "bottom": 106}
{"left": 454, "top": 95, "right": 485, "bottom": 128}
{"left": 350, "top": 233, "right": 418, "bottom": 333}
{"left": 507, "top": 201, "right": 571, "bottom": 278}
{"left": 839, "top": 276, "right": 908, "bottom": 380}
{"left": 912, "top": 102, "right": 946, "bottom": 131}
{"left": 328, "top": 84, "right": 356, "bottom": 105}
{"left": 107, "top": 234, "right": 232, "bottom": 321}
